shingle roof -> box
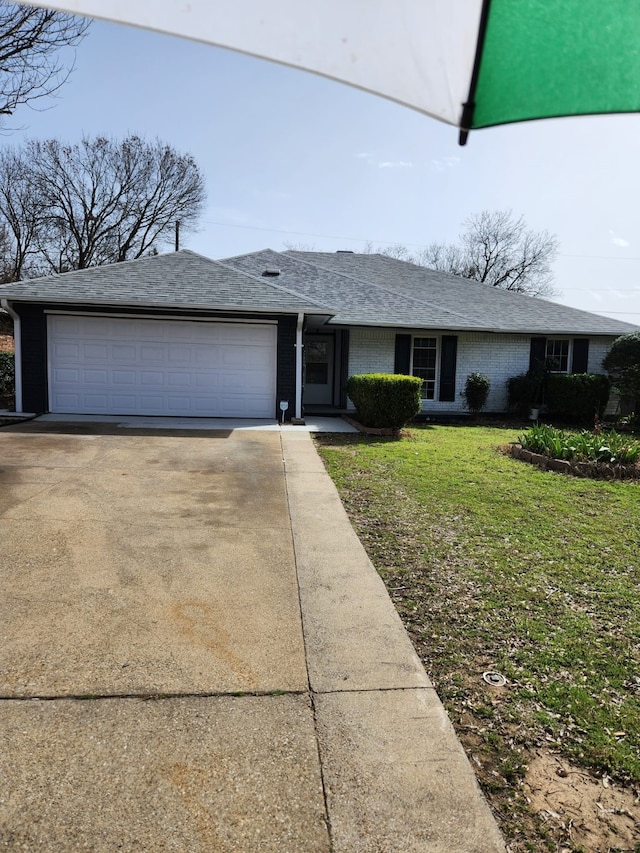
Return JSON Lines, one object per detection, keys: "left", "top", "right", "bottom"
{"left": 284, "top": 251, "right": 639, "bottom": 335}
{"left": 0, "top": 250, "right": 329, "bottom": 314}
{"left": 0, "top": 248, "right": 636, "bottom": 337}
{"left": 223, "top": 249, "right": 469, "bottom": 328}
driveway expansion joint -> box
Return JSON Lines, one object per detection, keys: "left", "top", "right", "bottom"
{"left": 0, "top": 689, "right": 311, "bottom": 702}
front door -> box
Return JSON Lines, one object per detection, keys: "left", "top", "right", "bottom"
{"left": 304, "top": 335, "right": 334, "bottom": 405}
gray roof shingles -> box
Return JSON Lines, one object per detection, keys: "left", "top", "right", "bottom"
{"left": 0, "top": 247, "right": 636, "bottom": 337}
{"left": 223, "top": 249, "right": 469, "bottom": 328}
{"left": 0, "top": 250, "right": 328, "bottom": 314}
{"left": 284, "top": 251, "right": 639, "bottom": 336}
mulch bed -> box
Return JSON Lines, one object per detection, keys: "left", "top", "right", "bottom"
{"left": 341, "top": 415, "right": 402, "bottom": 436}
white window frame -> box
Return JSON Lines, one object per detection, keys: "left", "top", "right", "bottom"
{"left": 411, "top": 335, "right": 439, "bottom": 400}
{"left": 545, "top": 338, "right": 571, "bottom": 373}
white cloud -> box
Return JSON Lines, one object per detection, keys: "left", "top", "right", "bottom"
{"left": 609, "top": 229, "right": 630, "bottom": 247}
{"left": 356, "top": 153, "right": 412, "bottom": 168}
{"left": 431, "top": 156, "right": 460, "bottom": 172}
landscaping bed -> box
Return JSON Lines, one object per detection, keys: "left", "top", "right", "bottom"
{"left": 315, "top": 425, "right": 640, "bottom": 853}
{"left": 509, "top": 443, "right": 640, "bottom": 480}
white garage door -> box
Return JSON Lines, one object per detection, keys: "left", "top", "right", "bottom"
{"left": 48, "top": 315, "right": 277, "bottom": 417}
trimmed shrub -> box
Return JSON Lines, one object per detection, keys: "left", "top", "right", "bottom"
{"left": 0, "top": 351, "right": 14, "bottom": 395}
{"left": 545, "top": 373, "right": 610, "bottom": 422}
{"left": 462, "top": 372, "right": 490, "bottom": 415}
{"left": 346, "top": 373, "right": 422, "bottom": 430}
{"left": 507, "top": 372, "right": 542, "bottom": 416}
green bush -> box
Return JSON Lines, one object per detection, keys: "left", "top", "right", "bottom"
{"left": 519, "top": 423, "right": 640, "bottom": 464}
{"left": 0, "top": 351, "right": 14, "bottom": 395}
{"left": 462, "top": 372, "right": 490, "bottom": 415}
{"left": 346, "top": 373, "right": 422, "bottom": 430}
{"left": 545, "top": 373, "right": 610, "bottom": 421}
{"left": 603, "top": 331, "right": 640, "bottom": 413}
{"left": 507, "top": 372, "right": 542, "bottom": 416}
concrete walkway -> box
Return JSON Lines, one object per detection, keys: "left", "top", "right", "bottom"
{"left": 0, "top": 420, "right": 505, "bottom": 852}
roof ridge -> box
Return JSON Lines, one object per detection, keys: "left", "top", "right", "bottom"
{"left": 213, "top": 256, "right": 335, "bottom": 312}
{"left": 286, "top": 251, "right": 473, "bottom": 325}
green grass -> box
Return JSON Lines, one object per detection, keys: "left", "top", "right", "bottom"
{"left": 315, "top": 424, "right": 640, "bottom": 847}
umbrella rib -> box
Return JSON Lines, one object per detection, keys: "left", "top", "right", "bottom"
{"left": 459, "top": 0, "right": 494, "bottom": 145}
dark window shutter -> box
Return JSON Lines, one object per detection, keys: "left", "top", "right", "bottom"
{"left": 394, "top": 334, "right": 411, "bottom": 374}
{"left": 529, "top": 337, "right": 547, "bottom": 372}
{"left": 571, "top": 338, "right": 589, "bottom": 374}
{"left": 338, "top": 329, "right": 350, "bottom": 407}
{"left": 439, "top": 335, "right": 457, "bottom": 402}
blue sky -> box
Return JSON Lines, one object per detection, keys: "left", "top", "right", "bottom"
{"left": 7, "top": 17, "right": 640, "bottom": 325}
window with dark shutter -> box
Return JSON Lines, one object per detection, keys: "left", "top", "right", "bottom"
{"left": 529, "top": 337, "right": 547, "bottom": 372}
{"left": 394, "top": 334, "right": 411, "bottom": 374}
{"left": 439, "top": 335, "right": 458, "bottom": 402}
{"left": 571, "top": 339, "right": 589, "bottom": 374}
{"left": 414, "top": 337, "right": 438, "bottom": 399}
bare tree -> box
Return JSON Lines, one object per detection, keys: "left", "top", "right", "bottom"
{"left": 283, "top": 241, "right": 316, "bottom": 252}
{"left": 0, "top": 3, "right": 88, "bottom": 121}
{"left": 368, "top": 211, "right": 559, "bottom": 298}
{"left": 0, "top": 135, "right": 206, "bottom": 274}
{"left": 0, "top": 146, "right": 41, "bottom": 280}
{"left": 421, "top": 211, "right": 559, "bottom": 297}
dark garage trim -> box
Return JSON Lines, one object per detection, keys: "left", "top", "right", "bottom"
{"left": 13, "top": 302, "right": 294, "bottom": 418}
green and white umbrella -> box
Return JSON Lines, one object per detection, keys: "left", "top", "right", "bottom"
{"left": 24, "top": 0, "right": 640, "bottom": 143}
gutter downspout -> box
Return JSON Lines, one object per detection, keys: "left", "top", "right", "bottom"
{"left": 1, "top": 299, "right": 21, "bottom": 413}
{"left": 295, "top": 312, "right": 304, "bottom": 421}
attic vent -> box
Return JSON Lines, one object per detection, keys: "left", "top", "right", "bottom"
{"left": 336, "top": 250, "right": 354, "bottom": 253}
{"left": 262, "top": 268, "right": 281, "bottom": 277}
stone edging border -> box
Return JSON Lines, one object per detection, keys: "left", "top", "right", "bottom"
{"left": 508, "top": 443, "right": 640, "bottom": 480}
{"left": 341, "top": 415, "right": 398, "bottom": 436}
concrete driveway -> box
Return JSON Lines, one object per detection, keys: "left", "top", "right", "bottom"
{"left": 0, "top": 421, "right": 505, "bottom": 852}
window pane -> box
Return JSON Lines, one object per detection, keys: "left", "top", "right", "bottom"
{"left": 546, "top": 339, "right": 569, "bottom": 372}
{"left": 412, "top": 337, "right": 437, "bottom": 400}
{"left": 307, "top": 341, "right": 328, "bottom": 363}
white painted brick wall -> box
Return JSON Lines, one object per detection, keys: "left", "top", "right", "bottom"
{"left": 348, "top": 328, "right": 397, "bottom": 376}
{"left": 346, "top": 329, "right": 397, "bottom": 409}
{"left": 588, "top": 337, "right": 616, "bottom": 373}
{"left": 590, "top": 336, "right": 620, "bottom": 415}
{"left": 347, "top": 330, "right": 618, "bottom": 414}
{"left": 455, "top": 333, "right": 529, "bottom": 412}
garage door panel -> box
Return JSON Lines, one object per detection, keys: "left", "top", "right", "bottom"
{"left": 53, "top": 342, "right": 81, "bottom": 359}
{"left": 84, "top": 343, "right": 110, "bottom": 359}
{"left": 85, "top": 393, "right": 111, "bottom": 408}
{"left": 53, "top": 368, "right": 81, "bottom": 383}
{"left": 111, "top": 370, "right": 137, "bottom": 385}
{"left": 167, "top": 345, "right": 194, "bottom": 364}
{"left": 84, "top": 369, "right": 109, "bottom": 385}
{"left": 48, "top": 316, "right": 277, "bottom": 418}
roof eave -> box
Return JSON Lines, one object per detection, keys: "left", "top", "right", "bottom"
{"left": 1, "top": 294, "right": 325, "bottom": 315}
{"left": 326, "top": 318, "right": 629, "bottom": 335}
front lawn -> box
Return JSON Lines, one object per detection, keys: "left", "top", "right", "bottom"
{"left": 315, "top": 425, "right": 640, "bottom": 853}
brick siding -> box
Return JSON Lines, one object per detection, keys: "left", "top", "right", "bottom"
{"left": 347, "top": 329, "right": 618, "bottom": 414}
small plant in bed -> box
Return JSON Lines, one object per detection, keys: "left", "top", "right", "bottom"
{"left": 519, "top": 423, "right": 640, "bottom": 464}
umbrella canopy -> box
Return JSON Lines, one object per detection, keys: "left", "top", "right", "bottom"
{"left": 22, "top": 0, "right": 640, "bottom": 143}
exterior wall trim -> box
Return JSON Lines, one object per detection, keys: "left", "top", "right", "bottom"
{"left": 44, "top": 309, "right": 277, "bottom": 325}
